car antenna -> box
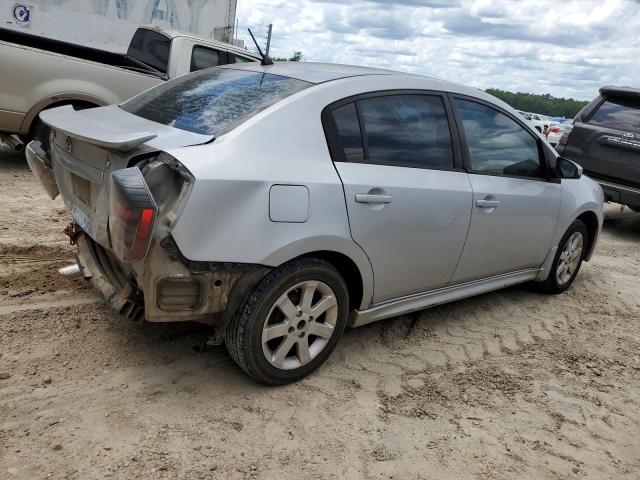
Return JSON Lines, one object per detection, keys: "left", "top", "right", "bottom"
{"left": 248, "top": 28, "right": 274, "bottom": 66}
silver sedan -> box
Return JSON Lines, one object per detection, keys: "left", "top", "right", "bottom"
{"left": 27, "top": 62, "right": 604, "bottom": 384}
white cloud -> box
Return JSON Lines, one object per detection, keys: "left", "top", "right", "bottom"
{"left": 236, "top": 0, "right": 640, "bottom": 100}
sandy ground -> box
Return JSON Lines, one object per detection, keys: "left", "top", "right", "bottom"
{"left": 1, "top": 143, "right": 639, "bottom": 480}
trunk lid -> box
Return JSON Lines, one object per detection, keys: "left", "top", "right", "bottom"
{"left": 41, "top": 105, "right": 211, "bottom": 247}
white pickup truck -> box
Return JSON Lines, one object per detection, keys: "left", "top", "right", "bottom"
{"left": 0, "top": 26, "right": 259, "bottom": 151}
{"left": 516, "top": 110, "right": 555, "bottom": 135}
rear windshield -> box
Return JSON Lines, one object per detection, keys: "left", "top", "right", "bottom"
{"left": 120, "top": 68, "right": 312, "bottom": 136}
{"left": 589, "top": 98, "right": 640, "bottom": 133}
{"left": 127, "top": 29, "right": 171, "bottom": 74}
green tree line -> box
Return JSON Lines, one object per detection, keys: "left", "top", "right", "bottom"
{"left": 485, "top": 89, "right": 589, "bottom": 118}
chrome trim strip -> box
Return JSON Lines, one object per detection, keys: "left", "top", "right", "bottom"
{"left": 351, "top": 269, "right": 541, "bottom": 327}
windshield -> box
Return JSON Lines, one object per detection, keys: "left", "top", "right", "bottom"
{"left": 120, "top": 68, "right": 312, "bottom": 136}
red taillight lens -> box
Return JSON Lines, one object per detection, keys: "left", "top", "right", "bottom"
{"left": 550, "top": 126, "right": 559, "bottom": 133}
{"left": 109, "top": 168, "right": 157, "bottom": 263}
{"left": 558, "top": 126, "right": 573, "bottom": 145}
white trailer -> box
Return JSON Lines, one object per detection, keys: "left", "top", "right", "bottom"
{"left": 1, "top": 0, "right": 238, "bottom": 52}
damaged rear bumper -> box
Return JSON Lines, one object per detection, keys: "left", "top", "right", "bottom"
{"left": 25, "top": 141, "right": 59, "bottom": 200}
{"left": 76, "top": 233, "right": 269, "bottom": 328}
{"left": 27, "top": 137, "right": 269, "bottom": 334}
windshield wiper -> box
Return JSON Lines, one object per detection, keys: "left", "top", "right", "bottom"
{"left": 125, "top": 56, "right": 169, "bottom": 80}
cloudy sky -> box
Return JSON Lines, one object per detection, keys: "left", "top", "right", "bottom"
{"left": 236, "top": 0, "right": 639, "bottom": 100}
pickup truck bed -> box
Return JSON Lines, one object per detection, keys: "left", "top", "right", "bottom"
{"left": 0, "top": 25, "right": 259, "bottom": 144}
{"left": 0, "top": 27, "right": 162, "bottom": 139}
{"left": 0, "top": 27, "right": 162, "bottom": 77}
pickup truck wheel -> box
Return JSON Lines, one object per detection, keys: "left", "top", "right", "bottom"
{"left": 225, "top": 257, "right": 349, "bottom": 385}
{"left": 31, "top": 119, "right": 51, "bottom": 155}
{"left": 30, "top": 103, "right": 96, "bottom": 156}
{"left": 537, "top": 219, "right": 587, "bottom": 294}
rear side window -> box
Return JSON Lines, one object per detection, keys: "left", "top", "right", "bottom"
{"left": 127, "top": 29, "right": 171, "bottom": 74}
{"left": 332, "top": 103, "right": 364, "bottom": 161}
{"left": 454, "top": 99, "right": 543, "bottom": 178}
{"left": 120, "top": 68, "right": 311, "bottom": 136}
{"left": 190, "top": 46, "right": 221, "bottom": 72}
{"left": 328, "top": 94, "right": 454, "bottom": 169}
{"left": 589, "top": 99, "right": 640, "bottom": 133}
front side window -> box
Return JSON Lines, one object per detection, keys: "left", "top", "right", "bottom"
{"left": 589, "top": 99, "right": 640, "bottom": 133}
{"left": 454, "top": 99, "right": 543, "bottom": 178}
{"left": 121, "top": 68, "right": 312, "bottom": 136}
{"left": 329, "top": 94, "right": 454, "bottom": 169}
{"left": 190, "top": 46, "right": 221, "bottom": 72}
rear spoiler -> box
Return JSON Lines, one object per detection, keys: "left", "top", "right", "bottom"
{"left": 599, "top": 86, "right": 640, "bottom": 103}
{"left": 39, "top": 105, "right": 157, "bottom": 152}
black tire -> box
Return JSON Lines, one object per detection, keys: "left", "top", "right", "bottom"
{"left": 30, "top": 103, "right": 95, "bottom": 158}
{"left": 225, "top": 257, "right": 349, "bottom": 385}
{"left": 31, "top": 118, "right": 52, "bottom": 155}
{"left": 536, "top": 219, "right": 588, "bottom": 294}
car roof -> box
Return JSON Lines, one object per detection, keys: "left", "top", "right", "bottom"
{"left": 220, "top": 61, "right": 519, "bottom": 116}
{"left": 220, "top": 61, "right": 409, "bottom": 84}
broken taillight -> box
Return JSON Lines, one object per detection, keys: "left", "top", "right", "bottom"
{"left": 109, "top": 167, "right": 157, "bottom": 263}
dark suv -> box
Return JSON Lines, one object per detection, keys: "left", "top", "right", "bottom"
{"left": 557, "top": 86, "right": 640, "bottom": 211}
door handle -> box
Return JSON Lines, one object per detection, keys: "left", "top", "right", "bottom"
{"left": 355, "top": 193, "right": 393, "bottom": 204}
{"left": 476, "top": 199, "right": 501, "bottom": 208}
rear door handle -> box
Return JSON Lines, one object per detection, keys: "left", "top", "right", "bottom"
{"left": 476, "top": 199, "right": 501, "bottom": 208}
{"left": 355, "top": 193, "right": 393, "bottom": 204}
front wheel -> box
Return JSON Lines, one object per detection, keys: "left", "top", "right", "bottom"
{"left": 225, "top": 257, "right": 349, "bottom": 385}
{"left": 537, "top": 219, "right": 588, "bottom": 294}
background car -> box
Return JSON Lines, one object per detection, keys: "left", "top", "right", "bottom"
{"left": 517, "top": 110, "right": 533, "bottom": 122}
{"left": 27, "top": 63, "right": 604, "bottom": 384}
{"left": 547, "top": 119, "right": 573, "bottom": 147}
{"left": 557, "top": 86, "right": 640, "bottom": 212}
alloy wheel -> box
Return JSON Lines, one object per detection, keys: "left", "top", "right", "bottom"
{"left": 556, "top": 231, "right": 584, "bottom": 286}
{"left": 261, "top": 280, "right": 338, "bottom": 370}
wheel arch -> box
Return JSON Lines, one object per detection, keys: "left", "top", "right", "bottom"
{"left": 299, "top": 250, "right": 365, "bottom": 312}
{"left": 21, "top": 94, "right": 105, "bottom": 138}
{"left": 260, "top": 237, "right": 374, "bottom": 312}
{"left": 576, "top": 210, "right": 599, "bottom": 261}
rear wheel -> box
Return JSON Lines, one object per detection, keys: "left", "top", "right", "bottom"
{"left": 537, "top": 219, "right": 587, "bottom": 294}
{"left": 225, "top": 257, "right": 349, "bottom": 385}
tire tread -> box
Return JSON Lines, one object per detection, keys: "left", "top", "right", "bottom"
{"left": 225, "top": 256, "right": 347, "bottom": 384}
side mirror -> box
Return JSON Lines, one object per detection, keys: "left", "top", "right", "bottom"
{"left": 556, "top": 156, "right": 582, "bottom": 179}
